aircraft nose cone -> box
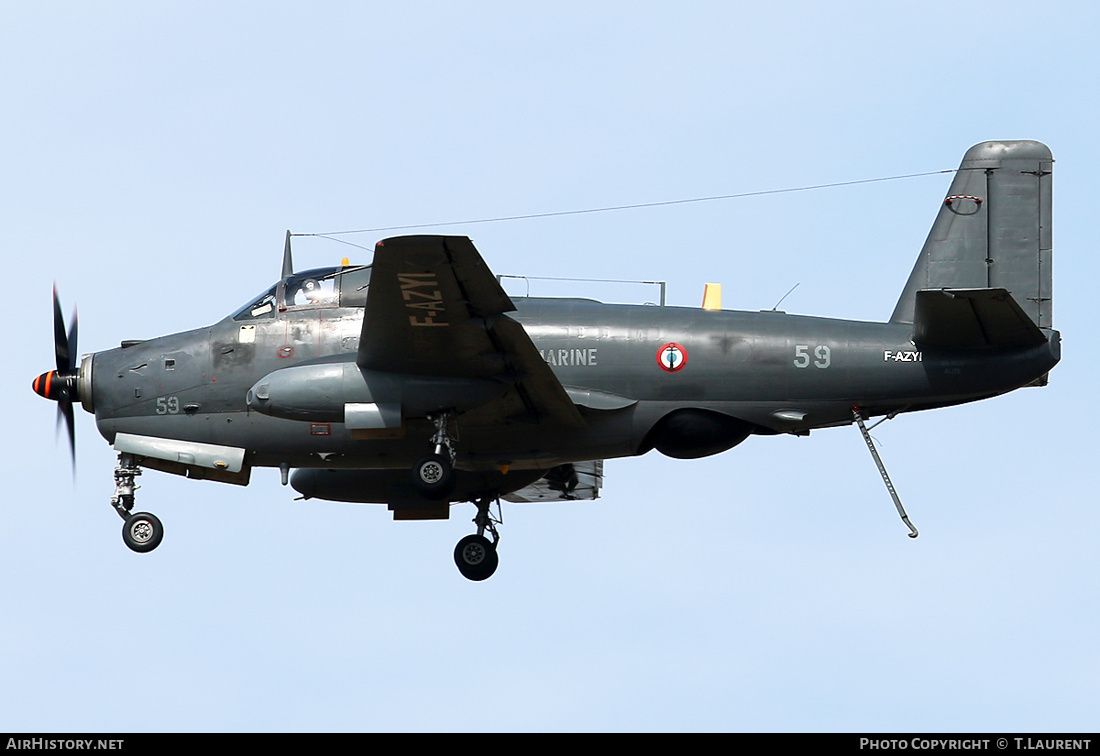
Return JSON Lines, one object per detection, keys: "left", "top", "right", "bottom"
{"left": 32, "top": 369, "right": 75, "bottom": 402}
{"left": 32, "top": 370, "right": 58, "bottom": 400}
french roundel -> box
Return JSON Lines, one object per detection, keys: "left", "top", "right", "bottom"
{"left": 657, "top": 342, "right": 688, "bottom": 373}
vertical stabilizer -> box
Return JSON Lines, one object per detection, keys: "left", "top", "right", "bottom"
{"left": 891, "top": 141, "right": 1052, "bottom": 328}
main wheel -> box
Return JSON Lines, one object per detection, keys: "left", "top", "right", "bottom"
{"left": 412, "top": 453, "right": 455, "bottom": 500}
{"left": 454, "top": 534, "right": 499, "bottom": 581}
{"left": 122, "top": 512, "right": 163, "bottom": 553}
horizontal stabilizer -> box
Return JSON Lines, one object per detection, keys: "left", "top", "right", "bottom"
{"left": 912, "top": 288, "right": 1047, "bottom": 349}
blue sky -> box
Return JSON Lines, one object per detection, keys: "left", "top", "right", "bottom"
{"left": 3, "top": 2, "right": 1097, "bottom": 732}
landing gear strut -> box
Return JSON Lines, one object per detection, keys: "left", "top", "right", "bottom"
{"left": 412, "top": 412, "right": 457, "bottom": 499}
{"left": 405, "top": 414, "right": 503, "bottom": 580}
{"left": 454, "top": 496, "right": 501, "bottom": 581}
{"left": 111, "top": 452, "right": 164, "bottom": 553}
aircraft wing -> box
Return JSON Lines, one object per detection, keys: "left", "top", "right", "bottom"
{"left": 358, "top": 235, "right": 584, "bottom": 427}
{"left": 502, "top": 460, "right": 604, "bottom": 502}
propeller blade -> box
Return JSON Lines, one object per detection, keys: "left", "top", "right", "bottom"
{"left": 53, "top": 284, "right": 70, "bottom": 375}
{"left": 58, "top": 400, "right": 76, "bottom": 473}
{"left": 42, "top": 285, "right": 80, "bottom": 475}
{"left": 67, "top": 307, "right": 78, "bottom": 373}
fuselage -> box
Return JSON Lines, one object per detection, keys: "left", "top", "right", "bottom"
{"left": 83, "top": 289, "right": 1060, "bottom": 474}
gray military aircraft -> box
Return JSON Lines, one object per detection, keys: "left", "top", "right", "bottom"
{"left": 33, "top": 140, "right": 1058, "bottom": 580}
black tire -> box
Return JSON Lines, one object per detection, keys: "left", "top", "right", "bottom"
{"left": 412, "top": 453, "right": 455, "bottom": 500}
{"left": 122, "top": 512, "right": 163, "bottom": 553}
{"left": 454, "top": 534, "right": 499, "bottom": 581}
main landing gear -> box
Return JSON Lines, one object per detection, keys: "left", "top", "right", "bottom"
{"left": 408, "top": 413, "right": 502, "bottom": 581}
{"left": 412, "top": 412, "right": 457, "bottom": 500}
{"left": 111, "top": 452, "right": 164, "bottom": 553}
{"left": 454, "top": 496, "right": 501, "bottom": 581}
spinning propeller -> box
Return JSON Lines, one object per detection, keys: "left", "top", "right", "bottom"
{"left": 32, "top": 286, "right": 80, "bottom": 467}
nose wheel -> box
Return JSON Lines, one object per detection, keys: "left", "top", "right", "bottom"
{"left": 122, "top": 512, "right": 164, "bottom": 553}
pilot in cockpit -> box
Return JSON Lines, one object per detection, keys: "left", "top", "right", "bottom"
{"left": 300, "top": 279, "right": 323, "bottom": 304}
{"left": 288, "top": 276, "right": 335, "bottom": 307}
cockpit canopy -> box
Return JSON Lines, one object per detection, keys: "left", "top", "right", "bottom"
{"left": 233, "top": 265, "right": 371, "bottom": 321}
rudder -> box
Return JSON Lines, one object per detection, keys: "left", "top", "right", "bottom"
{"left": 891, "top": 140, "right": 1053, "bottom": 328}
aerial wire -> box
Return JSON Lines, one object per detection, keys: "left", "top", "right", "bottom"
{"left": 293, "top": 168, "right": 956, "bottom": 241}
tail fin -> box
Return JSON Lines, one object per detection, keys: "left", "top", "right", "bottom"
{"left": 891, "top": 141, "right": 1052, "bottom": 329}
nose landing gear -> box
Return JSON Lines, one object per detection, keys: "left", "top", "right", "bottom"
{"left": 111, "top": 453, "right": 164, "bottom": 554}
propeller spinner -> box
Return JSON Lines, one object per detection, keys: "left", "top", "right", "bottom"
{"left": 32, "top": 286, "right": 80, "bottom": 464}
